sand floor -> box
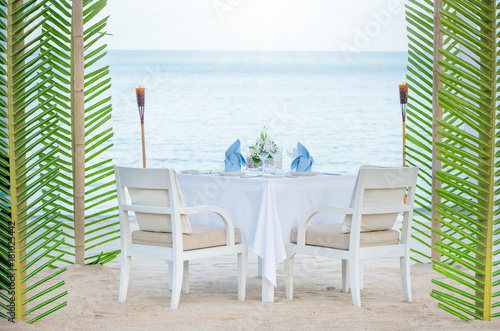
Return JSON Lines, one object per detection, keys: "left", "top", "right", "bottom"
{"left": 1, "top": 251, "right": 499, "bottom": 330}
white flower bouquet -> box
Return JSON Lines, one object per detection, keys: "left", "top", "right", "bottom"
{"left": 247, "top": 127, "right": 281, "bottom": 168}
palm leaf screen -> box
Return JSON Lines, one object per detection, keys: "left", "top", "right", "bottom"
{"left": 429, "top": 0, "right": 500, "bottom": 321}
{"left": 40, "top": 0, "right": 119, "bottom": 265}
{"left": 0, "top": 0, "right": 67, "bottom": 323}
{"left": 0, "top": 0, "right": 117, "bottom": 323}
{"left": 405, "top": 0, "right": 500, "bottom": 321}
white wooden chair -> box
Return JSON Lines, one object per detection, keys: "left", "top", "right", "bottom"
{"left": 115, "top": 166, "right": 247, "bottom": 309}
{"left": 285, "top": 165, "right": 418, "bottom": 307}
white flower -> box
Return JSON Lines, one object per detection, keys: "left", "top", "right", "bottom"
{"left": 264, "top": 140, "right": 272, "bottom": 152}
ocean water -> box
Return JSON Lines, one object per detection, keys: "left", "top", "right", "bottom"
{"left": 108, "top": 51, "right": 408, "bottom": 173}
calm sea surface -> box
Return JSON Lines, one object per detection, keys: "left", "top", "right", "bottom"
{"left": 108, "top": 50, "right": 408, "bottom": 173}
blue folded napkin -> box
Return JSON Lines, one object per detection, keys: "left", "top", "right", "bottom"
{"left": 291, "top": 142, "right": 314, "bottom": 172}
{"left": 225, "top": 139, "right": 246, "bottom": 172}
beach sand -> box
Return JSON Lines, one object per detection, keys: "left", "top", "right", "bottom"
{"left": 1, "top": 251, "right": 499, "bottom": 330}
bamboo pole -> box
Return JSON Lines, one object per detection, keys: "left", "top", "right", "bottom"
{"left": 431, "top": 0, "right": 443, "bottom": 263}
{"left": 8, "top": 0, "right": 27, "bottom": 320}
{"left": 402, "top": 120, "right": 406, "bottom": 167}
{"left": 403, "top": 117, "right": 406, "bottom": 204}
{"left": 141, "top": 123, "right": 146, "bottom": 168}
{"left": 72, "top": 0, "right": 86, "bottom": 265}
{"left": 136, "top": 85, "right": 146, "bottom": 168}
{"left": 399, "top": 82, "right": 408, "bottom": 204}
{"left": 475, "top": 9, "right": 495, "bottom": 321}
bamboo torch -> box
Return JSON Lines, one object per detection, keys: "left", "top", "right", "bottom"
{"left": 136, "top": 84, "right": 146, "bottom": 168}
{"left": 399, "top": 80, "right": 408, "bottom": 204}
{"left": 399, "top": 80, "right": 408, "bottom": 167}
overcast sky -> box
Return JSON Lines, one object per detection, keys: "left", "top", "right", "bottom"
{"left": 104, "top": 0, "right": 407, "bottom": 52}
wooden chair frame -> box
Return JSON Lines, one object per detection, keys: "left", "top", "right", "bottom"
{"left": 285, "top": 166, "right": 418, "bottom": 307}
{"left": 115, "top": 166, "right": 247, "bottom": 309}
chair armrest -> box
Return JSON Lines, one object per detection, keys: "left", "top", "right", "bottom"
{"left": 296, "top": 206, "right": 353, "bottom": 246}
{"left": 181, "top": 205, "right": 236, "bottom": 246}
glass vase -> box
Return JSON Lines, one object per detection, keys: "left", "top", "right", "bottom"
{"left": 263, "top": 157, "right": 277, "bottom": 174}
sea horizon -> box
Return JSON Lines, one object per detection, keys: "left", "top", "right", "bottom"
{"left": 107, "top": 49, "right": 407, "bottom": 53}
{"left": 108, "top": 49, "right": 408, "bottom": 174}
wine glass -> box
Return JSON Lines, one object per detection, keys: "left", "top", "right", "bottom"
{"left": 257, "top": 140, "right": 275, "bottom": 173}
{"left": 257, "top": 140, "right": 270, "bottom": 162}
{"left": 270, "top": 141, "right": 282, "bottom": 160}
{"left": 269, "top": 141, "right": 283, "bottom": 171}
{"left": 286, "top": 140, "right": 298, "bottom": 159}
{"left": 285, "top": 139, "right": 298, "bottom": 171}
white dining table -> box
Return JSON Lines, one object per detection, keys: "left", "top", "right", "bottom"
{"left": 177, "top": 172, "right": 357, "bottom": 302}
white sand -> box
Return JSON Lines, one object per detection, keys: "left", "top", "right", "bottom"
{"left": 1, "top": 251, "right": 499, "bottom": 330}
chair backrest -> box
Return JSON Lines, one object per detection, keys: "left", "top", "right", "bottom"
{"left": 114, "top": 167, "right": 193, "bottom": 234}
{"left": 342, "top": 165, "right": 418, "bottom": 235}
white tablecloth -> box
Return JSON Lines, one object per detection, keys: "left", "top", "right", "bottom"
{"left": 178, "top": 173, "right": 357, "bottom": 286}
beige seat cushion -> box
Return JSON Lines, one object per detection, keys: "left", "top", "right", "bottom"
{"left": 132, "top": 224, "right": 241, "bottom": 251}
{"left": 291, "top": 224, "right": 399, "bottom": 250}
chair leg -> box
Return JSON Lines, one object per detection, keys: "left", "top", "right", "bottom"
{"left": 119, "top": 254, "right": 131, "bottom": 302}
{"left": 342, "top": 260, "right": 349, "bottom": 293}
{"left": 167, "top": 261, "right": 173, "bottom": 291}
{"left": 284, "top": 254, "right": 295, "bottom": 300}
{"left": 360, "top": 261, "right": 365, "bottom": 290}
{"left": 182, "top": 261, "right": 189, "bottom": 294}
{"left": 349, "top": 258, "right": 361, "bottom": 307}
{"left": 400, "top": 255, "right": 412, "bottom": 302}
{"left": 238, "top": 247, "right": 247, "bottom": 301}
{"left": 170, "top": 259, "right": 184, "bottom": 309}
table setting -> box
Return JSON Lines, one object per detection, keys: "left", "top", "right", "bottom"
{"left": 174, "top": 127, "right": 356, "bottom": 301}
{"left": 180, "top": 127, "right": 339, "bottom": 179}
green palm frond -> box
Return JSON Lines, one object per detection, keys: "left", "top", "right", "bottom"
{"left": 431, "top": 0, "right": 498, "bottom": 321}
{"left": 404, "top": 0, "right": 435, "bottom": 263}
{"left": 0, "top": 0, "right": 67, "bottom": 323}
{"left": 82, "top": 0, "right": 119, "bottom": 263}
{"left": 40, "top": 0, "right": 118, "bottom": 265}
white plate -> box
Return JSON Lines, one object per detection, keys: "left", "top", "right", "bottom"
{"left": 290, "top": 171, "right": 320, "bottom": 176}
{"left": 181, "top": 170, "right": 200, "bottom": 174}
{"left": 263, "top": 174, "right": 284, "bottom": 178}
{"left": 217, "top": 171, "right": 248, "bottom": 176}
